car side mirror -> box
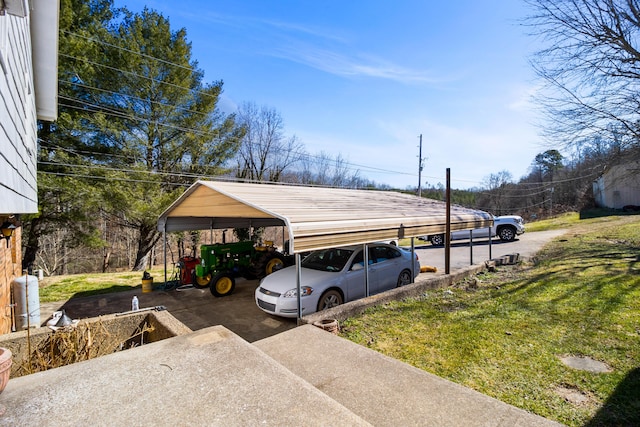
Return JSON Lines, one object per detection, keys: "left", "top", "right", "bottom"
{"left": 351, "top": 263, "right": 363, "bottom": 271}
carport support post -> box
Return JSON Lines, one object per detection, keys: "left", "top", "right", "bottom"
{"left": 488, "top": 226, "right": 492, "bottom": 260}
{"left": 296, "top": 253, "right": 302, "bottom": 324}
{"left": 410, "top": 237, "right": 416, "bottom": 281}
{"left": 364, "top": 244, "right": 370, "bottom": 297}
{"left": 163, "top": 227, "right": 167, "bottom": 285}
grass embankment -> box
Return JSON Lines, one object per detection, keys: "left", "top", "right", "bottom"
{"left": 341, "top": 213, "right": 640, "bottom": 426}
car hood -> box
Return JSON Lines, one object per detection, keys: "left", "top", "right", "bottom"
{"left": 259, "top": 265, "right": 339, "bottom": 293}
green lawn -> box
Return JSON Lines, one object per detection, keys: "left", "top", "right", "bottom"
{"left": 38, "top": 267, "right": 169, "bottom": 303}
{"left": 341, "top": 214, "right": 640, "bottom": 426}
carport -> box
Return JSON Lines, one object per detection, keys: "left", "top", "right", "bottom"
{"left": 157, "top": 180, "right": 493, "bottom": 319}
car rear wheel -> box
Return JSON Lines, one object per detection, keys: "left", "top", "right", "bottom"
{"left": 397, "top": 269, "right": 412, "bottom": 287}
{"left": 210, "top": 273, "right": 236, "bottom": 297}
{"left": 497, "top": 226, "right": 516, "bottom": 242}
{"left": 317, "top": 289, "right": 343, "bottom": 311}
{"left": 429, "top": 234, "right": 445, "bottom": 246}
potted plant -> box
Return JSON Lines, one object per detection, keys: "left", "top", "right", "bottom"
{"left": 0, "top": 347, "right": 12, "bottom": 393}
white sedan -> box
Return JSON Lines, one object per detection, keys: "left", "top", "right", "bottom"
{"left": 255, "top": 243, "right": 420, "bottom": 318}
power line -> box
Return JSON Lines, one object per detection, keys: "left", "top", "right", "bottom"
{"left": 38, "top": 160, "right": 221, "bottom": 181}
{"left": 58, "top": 97, "right": 220, "bottom": 138}
{"left": 59, "top": 53, "right": 219, "bottom": 100}
{"left": 62, "top": 30, "right": 196, "bottom": 73}
{"left": 37, "top": 169, "right": 381, "bottom": 190}
{"left": 59, "top": 79, "right": 213, "bottom": 120}
{"left": 50, "top": 94, "right": 418, "bottom": 179}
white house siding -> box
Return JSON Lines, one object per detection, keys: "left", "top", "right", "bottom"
{"left": 593, "top": 162, "right": 640, "bottom": 209}
{"left": 0, "top": 11, "right": 38, "bottom": 215}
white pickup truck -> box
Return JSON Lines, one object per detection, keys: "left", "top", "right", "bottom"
{"left": 421, "top": 215, "right": 525, "bottom": 246}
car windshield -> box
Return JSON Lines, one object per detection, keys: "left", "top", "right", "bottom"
{"left": 301, "top": 248, "right": 354, "bottom": 272}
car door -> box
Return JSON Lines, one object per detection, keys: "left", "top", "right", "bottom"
{"left": 451, "top": 226, "right": 491, "bottom": 240}
{"left": 471, "top": 226, "right": 492, "bottom": 239}
{"left": 343, "top": 248, "right": 367, "bottom": 302}
{"left": 369, "top": 245, "right": 404, "bottom": 294}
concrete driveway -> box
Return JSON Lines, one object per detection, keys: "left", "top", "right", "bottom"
{"left": 39, "top": 229, "right": 567, "bottom": 343}
{"left": 39, "top": 278, "right": 298, "bottom": 343}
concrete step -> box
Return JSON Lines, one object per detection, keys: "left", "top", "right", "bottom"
{"left": 0, "top": 325, "right": 369, "bottom": 425}
{"left": 0, "top": 320, "right": 563, "bottom": 426}
{"left": 254, "top": 324, "right": 562, "bottom": 427}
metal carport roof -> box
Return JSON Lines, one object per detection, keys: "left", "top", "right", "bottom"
{"left": 157, "top": 180, "right": 493, "bottom": 253}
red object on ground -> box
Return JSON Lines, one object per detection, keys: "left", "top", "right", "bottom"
{"left": 179, "top": 256, "right": 200, "bottom": 285}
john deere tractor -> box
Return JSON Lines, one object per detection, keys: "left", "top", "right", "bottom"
{"left": 194, "top": 240, "right": 288, "bottom": 297}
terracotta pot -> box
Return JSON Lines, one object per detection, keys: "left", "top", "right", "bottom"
{"left": 313, "top": 319, "right": 339, "bottom": 334}
{"left": 0, "top": 348, "right": 12, "bottom": 394}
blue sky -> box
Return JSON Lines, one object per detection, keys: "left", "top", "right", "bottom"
{"left": 114, "top": 0, "right": 544, "bottom": 189}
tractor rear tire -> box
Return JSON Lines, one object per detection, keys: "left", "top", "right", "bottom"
{"left": 251, "top": 253, "right": 286, "bottom": 279}
{"left": 210, "top": 273, "right": 236, "bottom": 297}
{"left": 264, "top": 254, "right": 285, "bottom": 276}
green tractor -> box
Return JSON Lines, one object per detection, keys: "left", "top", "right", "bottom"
{"left": 194, "top": 240, "right": 288, "bottom": 297}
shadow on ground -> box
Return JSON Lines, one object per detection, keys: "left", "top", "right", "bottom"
{"left": 584, "top": 367, "right": 640, "bottom": 426}
{"left": 579, "top": 208, "right": 640, "bottom": 219}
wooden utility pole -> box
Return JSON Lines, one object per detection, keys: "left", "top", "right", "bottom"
{"left": 445, "top": 168, "right": 451, "bottom": 274}
{"left": 417, "top": 134, "right": 424, "bottom": 197}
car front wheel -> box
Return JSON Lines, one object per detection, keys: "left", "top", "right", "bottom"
{"left": 497, "top": 226, "right": 516, "bottom": 242}
{"left": 429, "top": 234, "right": 445, "bottom": 246}
{"left": 317, "top": 289, "right": 343, "bottom": 311}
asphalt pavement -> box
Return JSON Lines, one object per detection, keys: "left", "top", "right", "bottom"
{"left": 412, "top": 229, "right": 568, "bottom": 273}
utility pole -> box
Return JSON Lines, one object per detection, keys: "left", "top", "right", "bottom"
{"left": 417, "top": 134, "right": 424, "bottom": 197}
{"left": 445, "top": 168, "right": 451, "bottom": 274}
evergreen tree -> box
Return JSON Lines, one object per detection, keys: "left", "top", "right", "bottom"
{"left": 30, "top": 1, "right": 243, "bottom": 272}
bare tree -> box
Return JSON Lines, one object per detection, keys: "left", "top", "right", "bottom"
{"left": 478, "top": 170, "right": 514, "bottom": 214}
{"left": 235, "top": 102, "right": 304, "bottom": 182}
{"left": 293, "top": 151, "right": 365, "bottom": 187}
{"left": 527, "top": 0, "right": 640, "bottom": 159}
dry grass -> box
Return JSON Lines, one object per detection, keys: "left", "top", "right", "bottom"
{"left": 14, "top": 319, "right": 155, "bottom": 377}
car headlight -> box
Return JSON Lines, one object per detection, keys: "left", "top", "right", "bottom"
{"left": 283, "top": 286, "right": 313, "bottom": 298}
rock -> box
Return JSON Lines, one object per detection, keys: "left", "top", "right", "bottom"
{"left": 559, "top": 355, "right": 612, "bottom": 373}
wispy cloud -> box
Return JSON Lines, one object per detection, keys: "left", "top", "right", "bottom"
{"left": 186, "top": 11, "right": 441, "bottom": 85}
{"left": 507, "top": 83, "right": 540, "bottom": 111}
{"left": 270, "top": 45, "right": 442, "bottom": 84}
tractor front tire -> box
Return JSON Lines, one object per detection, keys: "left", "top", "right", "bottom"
{"left": 210, "top": 273, "right": 236, "bottom": 297}
{"left": 194, "top": 273, "right": 211, "bottom": 289}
